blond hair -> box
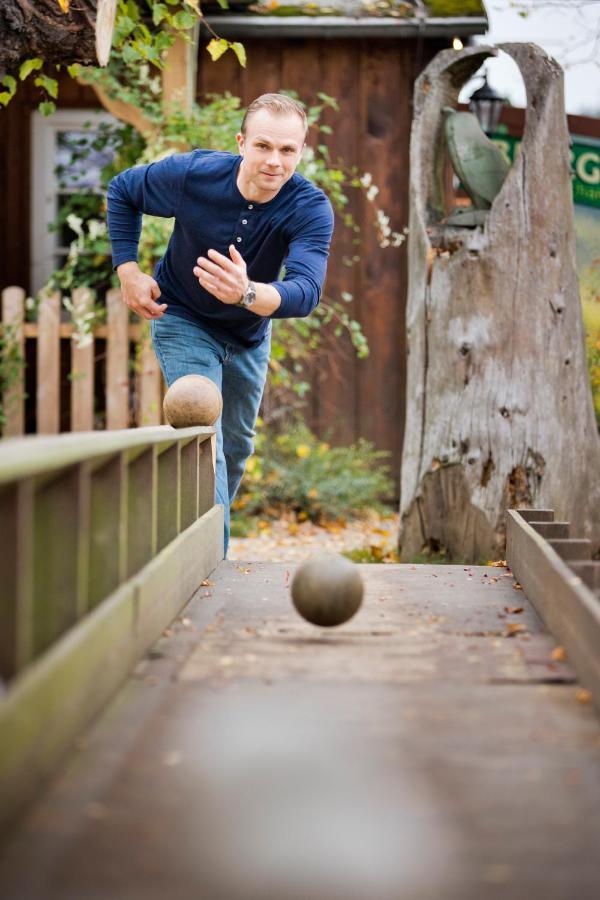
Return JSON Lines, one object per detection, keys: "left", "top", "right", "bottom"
{"left": 241, "top": 93, "right": 308, "bottom": 138}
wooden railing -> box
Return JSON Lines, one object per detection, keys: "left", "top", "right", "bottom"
{"left": 0, "top": 426, "right": 223, "bottom": 831}
{"left": 1, "top": 286, "right": 164, "bottom": 436}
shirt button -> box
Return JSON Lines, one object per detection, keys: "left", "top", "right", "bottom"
{"left": 236, "top": 236, "right": 242, "bottom": 243}
{"left": 248, "top": 204, "right": 253, "bottom": 209}
{"left": 242, "top": 219, "right": 248, "bottom": 225}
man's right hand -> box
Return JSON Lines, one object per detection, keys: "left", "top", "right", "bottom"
{"left": 117, "top": 262, "right": 168, "bottom": 320}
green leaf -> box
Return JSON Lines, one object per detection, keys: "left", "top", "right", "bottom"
{"left": 206, "top": 38, "right": 230, "bottom": 63}
{"left": 19, "top": 58, "right": 43, "bottom": 81}
{"left": 1, "top": 74, "right": 16, "bottom": 93}
{"left": 231, "top": 42, "right": 246, "bottom": 68}
{"left": 122, "top": 43, "right": 142, "bottom": 64}
{"left": 152, "top": 3, "right": 168, "bottom": 25}
{"left": 215, "top": 0, "right": 229, "bottom": 8}
{"left": 171, "top": 10, "right": 197, "bottom": 29}
{"left": 67, "top": 64, "right": 81, "bottom": 78}
{"left": 40, "top": 101, "right": 57, "bottom": 117}
{"left": 34, "top": 75, "right": 59, "bottom": 99}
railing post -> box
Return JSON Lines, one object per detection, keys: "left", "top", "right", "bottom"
{"left": 87, "top": 452, "right": 127, "bottom": 609}
{"left": 180, "top": 436, "right": 199, "bottom": 530}
{"left": 70, "top": 287, "right": 95, "bottom": 432}
{"left": 156, "top": 441, "right": 180, "bottom": 551}
{"left": 137, "top": 327, "right": 163, "bottom": 426}
{"left": 126, "top": 446, "right": 157, "bottom": 577}
{"left": 37, "top": 291, "right": 61, "bottom": 434}
{"left": 0, "top": 480, "right": 34, "bottom": 679}
{"left": 106, "top": 289, "right": 130, "bottom": 429}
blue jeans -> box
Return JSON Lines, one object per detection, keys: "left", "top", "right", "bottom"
{"left": 151, "top": 314, "right": 271, "bottom": 557}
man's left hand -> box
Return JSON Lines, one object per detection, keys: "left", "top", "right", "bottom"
{"left": 193, "top": 245, "right": 248, "bottom": 305}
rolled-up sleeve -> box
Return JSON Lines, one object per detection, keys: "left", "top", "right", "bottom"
{"left": 106, "top": 152, "right": 192, "bottom": 269}
{"left": 269, "top": 195, "right": 335, "bottom": 319}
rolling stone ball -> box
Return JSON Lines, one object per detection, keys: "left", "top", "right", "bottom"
{"left": 163, "top": 374, "right": 223, "bottom": 428}
{"left": 291, "top": 554, "right": 364, "bottom": 627}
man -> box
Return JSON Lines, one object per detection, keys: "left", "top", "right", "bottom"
{"left": 107, "top": 93, "right": 335, "bottom": 556}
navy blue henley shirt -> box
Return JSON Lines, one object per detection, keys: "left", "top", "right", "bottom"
{"left": 106, "top": 149, "right": 335, "bottom": 348}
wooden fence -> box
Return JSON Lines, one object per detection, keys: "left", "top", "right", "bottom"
{"left": 0, "top": 425, "right": 222, "bottom": 830}
{"left": 1, "top": 286, "right": 165, "bottom": 437}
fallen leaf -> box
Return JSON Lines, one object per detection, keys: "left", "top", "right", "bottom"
{"left": 575, "top": 688, "right": 592, "bottom": 704}
{"left": 201, "top": 579, "right": 214, "bottom": 586}
{"left": 505, "top": 606, "right": 524, "bottom": 614}
{"left": 512, "top": 582, "right": 523, "bottom": 590}
{"left": 551, "top": 646, "right": 566, "bottom": 662}
{"left": 504, "top": 622, "right": 526, "bottom": 637}
{"left": 489, "top": 559, "right": 508, "bottom": 567}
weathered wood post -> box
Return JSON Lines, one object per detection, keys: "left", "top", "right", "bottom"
{"left": 399, "top": 43, "right": 600, "bottom": 563}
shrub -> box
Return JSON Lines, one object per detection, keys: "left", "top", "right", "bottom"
{"left": 233, "top": 420, "right": 395, "bottom": 523}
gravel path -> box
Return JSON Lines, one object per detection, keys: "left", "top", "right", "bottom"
{"left": 228, "top": 511, "right": 400, "bottom": 562}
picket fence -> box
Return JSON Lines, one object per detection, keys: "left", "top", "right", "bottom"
{"left": 1, "top": 287, "right": 165, "bottom": 437}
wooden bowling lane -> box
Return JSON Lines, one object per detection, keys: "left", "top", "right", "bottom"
{"left": 1, "top": 561, "right": 599, "bottom": 900}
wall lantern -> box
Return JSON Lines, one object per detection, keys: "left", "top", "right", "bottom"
{"left": 468, "top": 72, "right": 505, "bottom": 135}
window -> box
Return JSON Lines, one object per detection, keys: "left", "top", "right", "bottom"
{"left": 31, "top": 109, "right": 117, "bottom": 294}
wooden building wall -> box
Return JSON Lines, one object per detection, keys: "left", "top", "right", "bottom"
{"left": 0, "top": 36, "right": 447, "bottom": 485}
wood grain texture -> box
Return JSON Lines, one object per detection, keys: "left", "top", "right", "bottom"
{"left": 70, "top": 287, "right": 95, "bottom": 432}
{"left": 105, "top": 289, "right": 130, "bottom": 429}
{"left": 36, "top": 291, "right": 61, "bottom": 434}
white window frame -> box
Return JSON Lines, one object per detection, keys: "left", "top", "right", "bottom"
{"left": 31, "top": 108, "right": 117, "bottom": 295}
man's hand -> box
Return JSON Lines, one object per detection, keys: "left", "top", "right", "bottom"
{"left": 117, "top": 261, "right": 167, "bottom": 320}
{"left": 193, "top": 245, "right": 248, "bottom": 305}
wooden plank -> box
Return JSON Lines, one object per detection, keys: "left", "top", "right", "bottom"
{"left": 317, "top": 41, "right": 360, "bottom": 445}
{"left": 136, "top": 332, "right": 163, "bottom": 426}
{"left": 19, "top": 323, "right": 143, "bottom": 341}
{"left": 0, "top": 98, "right": 30, "bottom": 291}
{"left": 180, "top": 437, "right": 199, "bottom": 531}
{"left": 0, "top": 505, "right": 223, "bottom": 835}
{"left": 280, "top": 40, "right": 323, "bottom": 432}
{"left": 106, "top": 288, "right": 130, "bottom": 429}
{"left": 133, "top": 505, "right": 224, "bottom": 658}
{"left": 506, "top": 509, "right": 600, "bottom": 712}
{"left": 0, "top": 425, "right": 214, "bottom": 485}
{"left": 126, "top": 447, "right": 156, "bottom": 578}
{"left": 239, "top": 39, "right": 281, "bottom": 105}
{"left": 0, "top": 486, "right": 19, "bottom": 680}
{"left": 197, "top": 41, "right": 242, "bottom": 101}
{"left": 156, "top": 442, "right": 180, "bottom": 552}
{"left": 1, "top": 287, "right": 26, "bottom": 437}
{"left": 356, "top": 41, "right": 408, "bottom": 469}
{"left": 32, "top": 466, "right": 82, "bottom": 659}
{"left": 70, "top": 287, "right": 95, "bottom": 432}
{"left": 36, "top": 290, "right": 61, "bottom": 434}
{"left": 88, "top": 454, "right": 126, "bottom": 610}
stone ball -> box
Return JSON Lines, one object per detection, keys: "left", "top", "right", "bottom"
{"left": 291, "top": 554, "right": 364, "bottom": 627}
{"left": 163, "top": 374, "right": 223, "bottom": 428}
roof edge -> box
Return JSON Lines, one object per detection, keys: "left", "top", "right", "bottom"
{"left": 203, "top": 15, "right": 489, "bottom": 39}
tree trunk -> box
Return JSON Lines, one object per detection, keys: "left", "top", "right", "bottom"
{"left": 399, "top": 43, "right": 600, "bottom": 563}
{"left": 0, "top": 0, "right": 116, "bottom": 72}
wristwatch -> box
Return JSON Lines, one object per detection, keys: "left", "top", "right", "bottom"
{"left": 237, "top": 280, "right": 256, "bottom": 309}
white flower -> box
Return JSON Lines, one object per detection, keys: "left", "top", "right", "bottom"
{"left": 366, "top": 184, "right": 379, "bottom": 202}
{"left": 341, "top": 291, "right": 353, "bottom": 302}
{"left": 87, "top": 219, "right": 106, "bottom": 241}
{"left": 66, "top": 213, "right": 83, "bottom": 237}
{"left": 360, "top": 172, "right": 372, "bottom": 188}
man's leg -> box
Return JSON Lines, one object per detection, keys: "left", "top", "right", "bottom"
{"left": 221, "top": 326, "right": 271, "bottom": 509}
{"left": 150, "top": 315, "right": 231, "bottom": 553}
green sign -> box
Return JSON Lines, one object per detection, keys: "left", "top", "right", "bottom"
{"left": 491, "top": 133, "right": 600, "bottom": 210}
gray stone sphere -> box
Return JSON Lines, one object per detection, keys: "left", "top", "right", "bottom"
{"left": 163, "top": 374, "right": 223, "bottom": 428}
{"left": 291, "top": 554, "right": 364, "bottom": 627}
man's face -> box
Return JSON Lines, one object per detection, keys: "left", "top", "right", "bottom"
{"left": 236, "top": 109, "right": 306, "bottom": 200}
